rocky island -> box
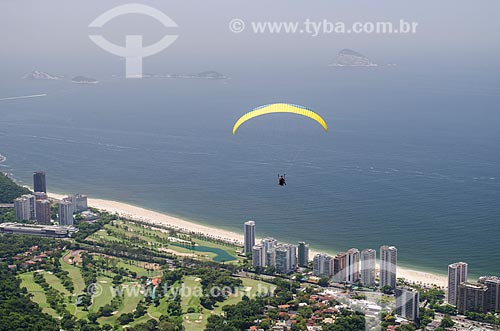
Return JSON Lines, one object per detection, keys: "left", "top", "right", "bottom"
{"left": 71, "top": 76, "right": 99, "bottom": 84}
{"left": 330, "top": 49, "right": 378, "bottom": 67}
{"left": 142, "top": 71, "right": 228, "bottom": 80}
{"left": 22, "top": 70, "right": 62, "bottom": 80}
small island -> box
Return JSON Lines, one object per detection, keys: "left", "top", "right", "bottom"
{"left": 330, "top": 49, "right": 378, "bottom": 67}
{"left": 142, "top": 71, "right": 229, "bottom": 80}
{"left": 22, "top": 70, "right": 62, "bottom": 80}
{"left": 193, "top": 71, "right": 228, "bottom": 79}
{"left": 71, "top": 76, "right": 99, "bottom": 84}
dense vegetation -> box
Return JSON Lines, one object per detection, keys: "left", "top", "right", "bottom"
{"left": 206, "top": 298, "right": 264, "bottom": 331}
{"left": 0, "top": 208, "right": 15, "bottom": 223}
{"left": 465, "top": 311, "right": 500, "bottom": 326}
{"left": 0, "top": 234, "right": 61, "bottom": 261}
{"left": 322, "top": 310, "right": 365, "bottom": 331}
{"left": 195, "top": 268, "right": 243, "bottom": 309}
{"left": 0, "top": 173, "right": 31, "bottom": 203}
{"left": 0, "top": 264, "right": 59, "bottom": 331}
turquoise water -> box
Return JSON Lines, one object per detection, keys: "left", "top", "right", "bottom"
{"left": 1, "top": 67, "right": 499, "bottom": 278}
{"left": 169, "top": 243, "right": 236, "bottom": 262}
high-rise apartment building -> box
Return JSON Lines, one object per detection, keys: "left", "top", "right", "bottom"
{"left": 478, "top": 276, "right": 500, "bottom": 312}
{"left": 297, "top": 242, "right": 309, "bottom": 267}
{"left": 380, "top": 245, "right": 397, "bottom": 289}
{"left": 58, "top": 200, "right": 74, "bottom": 226}
{"left": 457, "top": 282, "right": 488, "bottom": 313}
{"left": 361, "top": 249, "right": 376, "bottom": 286}
{"left": 33, "top": 171, "right": 46, "bottom": 193}
{"left": 74, "top": 194, "right": 88, "bottom": 212}
{"left": 259, "top": 237, "right": 277, "bottom": 267}
{"left": 346, "top": 248, "right": 360, "bottom": 283}
{"left": 396, "top": 288, "right": 420, "bottom": 321}
{"left": 448, "top": 262, "right": 468, "bottom": 305}
{"left": 313, "top": 253, "right": 333, "bottom": 277}
{"left": 275, "top": 246, "right": 290, "bottom": 274}
{"left": 252, "top": 244, "right": 265, "bottom": 268}
{"left": 35, "top": 199, "right": 51, "bottom": 224}
{"left": 14, "top": 194, "right": 36, "bottom": 221}
{"left": 333, "top": 252, "right": 347, "bottom": 283}
{"left": 244, "top": 220, "right": 256, "bottom": 254}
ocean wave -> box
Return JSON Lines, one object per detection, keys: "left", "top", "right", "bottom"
{"left": 339, "top": 165, "right": 498, "bottom": 184}
{"left": 15, "top": 134, "right": 140, "bottom": 152}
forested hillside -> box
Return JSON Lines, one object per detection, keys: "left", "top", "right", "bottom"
{"left": 0, "top": 173, "right": 31, "bottom": 203}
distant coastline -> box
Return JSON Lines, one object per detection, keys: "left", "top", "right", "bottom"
{"left": 47, "top": 190, "right": 448, "bottom": 287}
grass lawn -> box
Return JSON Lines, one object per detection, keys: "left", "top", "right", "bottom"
{"left": 90, "top": 255, "right": 162, "bottom": 279}
{"left": 182, "top": 277, "right": 202, "bottom": 311}
{"left": 60, "top": 253, "right": 89, "bottom": 318}
{"left": 184, "top": 312, "right": 206, "bottom": 331}
{"left": 103, "top": 223, "right": 166, "bottom": 246}
{"left": 212, "top": 278, "right": 276, "bottom": 315}
{"left": 61, "top": 255, "right": 86, "bottom": 295}
{"left": 181, "top": 276, "right": 206, "bottom": 331}
{"left": 90, "top": 276, "right": 114, "bottom": 313}
{"left": 91, "top": 219, "right": 242, "bottom": 264}
{"left": 148, "top": 281, "right": 181, "bottom": 319}
{"left": 241, "top": 277, "right": 276, "bottom": 300}
{"left": 114, "top": 221, "right": 170, "bottom": 240}
{"left": 115, "top": 259, "right": 162, "bottom": 278}
{"left": 44, "top": 272, "right": 70, "bottom": 296}
{"left": 180, "top": 276, "right": 276, "bottom": 331}
{"left": 88, "top": 229, "right": 127, "bottom": 244}
{"left": 120, "top": 283, "right": 144, "bottom": 312}
{"left": 129, "top": 314, "right": 154, "bottom": 327}
{"left": 99, "top": 281, "right": 144, "bottom": 325}
{"left": 19, "top": 272, "right": 59, "bottom": 318}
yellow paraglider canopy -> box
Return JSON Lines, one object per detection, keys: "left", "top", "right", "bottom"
{"left": 232, "top": 103, "right": 328, "bottom": 135}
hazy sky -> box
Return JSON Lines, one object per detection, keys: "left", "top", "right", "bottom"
{"left": 1, "top": 0, "right": 499, "bottom": 77}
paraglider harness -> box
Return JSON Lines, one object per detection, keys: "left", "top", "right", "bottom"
{"left": 278, "top": 174, "right": 286, "bottom": 186}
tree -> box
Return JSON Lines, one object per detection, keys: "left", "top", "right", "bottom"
{"left": 0, "top": 173, "right": 31, "bottom": 203}
{"left": 87, "top": 312, "right": 99, "bottom": 324}
{"left": 99, "top": 304, "right": 114, "bottom": 317}
{"left": 0, "top": 265, "right": 59, "bottom": 331}
{"left": 318, "top": 277, "right": 330, "bottom": 287}
{"left": 112, "top": 274, "right": 123, "bottom": 285}
{"left": 134, "top": 302, "right": 147, "bottom": 318}
{"left": 323, "top": 311, "right": 365, "bottom": 331}
{"left": 440, "top": 314, "right": 455, "bottom": 328}
{"left": 381, "top": 285, "right": 394, "bottom": 294}
{"left": 118, "top": 312, "right": 135, "bottom": 325}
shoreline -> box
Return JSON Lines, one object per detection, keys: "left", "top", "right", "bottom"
{"left": 49, "top": 192, "right": 448, "bottom": 287}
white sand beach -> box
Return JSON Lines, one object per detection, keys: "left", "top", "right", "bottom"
{"left": 49, "top": 192, "right": 448, "bottom": 287}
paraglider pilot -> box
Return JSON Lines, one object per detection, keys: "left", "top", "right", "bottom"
{"left": 278, "top": 174, "right": 286, "bottom": 186}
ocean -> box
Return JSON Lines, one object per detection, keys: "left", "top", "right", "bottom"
{"left": 1, "top": 66, "right": 499, "bottom": 278}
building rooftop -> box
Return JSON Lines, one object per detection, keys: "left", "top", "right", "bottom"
{"left": 460, "top": 282, "right": 488, "bottom": 290}
{"left": 0, "top": 222, "right": 78, "bottom": 236}
{"left": 478, "top": 276, "right": 500, "bottom": 284}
